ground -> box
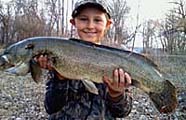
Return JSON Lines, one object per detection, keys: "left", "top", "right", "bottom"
{"left": 0, "top": 72, "right": 185, "bottom": 120}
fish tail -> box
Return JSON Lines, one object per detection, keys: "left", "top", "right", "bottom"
{"left": 149, "top": 80, "right": 178, "bottom": 113}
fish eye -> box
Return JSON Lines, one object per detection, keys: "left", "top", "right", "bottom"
{"left": 25, "top": 44, "right": 34, "bottom": 50}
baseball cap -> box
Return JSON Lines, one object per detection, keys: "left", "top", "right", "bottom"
{"left": 72, "top": 0, "right": 111, "bottom": 18}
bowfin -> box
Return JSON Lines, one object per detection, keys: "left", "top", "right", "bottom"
{"left": 29, "top": 59, "right": 42, "bottom": 83}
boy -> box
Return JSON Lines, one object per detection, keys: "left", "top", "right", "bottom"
{"left": 36, "top": 0, "right": 133, "bottom": 119}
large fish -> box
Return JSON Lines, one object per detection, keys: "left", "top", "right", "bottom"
{"left": 0, "top": 37, "right": 177, "bottom": 113}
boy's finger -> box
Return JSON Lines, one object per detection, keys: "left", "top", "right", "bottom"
{"left": 113, "top": 69, "right": 119, "bottom": 87}
{"left": 124, "top": 72, "right": 132, "bottom": 87}
{"left": 119, "top": 68, "right": 125, "bottom": 87}
{"left": 103, "top": 76, "right": 111, "bottom": 87}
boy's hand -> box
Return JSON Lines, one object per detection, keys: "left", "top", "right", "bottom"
{"left": 34, "top": 55, "right": 53, "bottom": 70}
{"left": 103, "top": 68, "right": 132, "bottom": 99}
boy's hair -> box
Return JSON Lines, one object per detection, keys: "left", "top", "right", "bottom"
{"left": 72, "top": 0, "right": 111, "bottom": 18}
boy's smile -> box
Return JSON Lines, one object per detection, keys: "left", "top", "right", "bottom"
{"left": 83, "top": 31, "right": 97, "bottom": 36}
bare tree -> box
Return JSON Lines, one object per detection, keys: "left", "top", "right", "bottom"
{"left": 105, "top": 0, "right": 130, "bottom": 47}
{"left": 13, "top": 0, "right": 45, "bottom": 40}
{"left": 0, "top": 2, "right": 11, "bottom": 43}
{"left": 44, "top": 0, "right": 59, "bottom": 35}
{"left": 141, "top": 20, "right": 157, "bottom": 51}
{"left": 160, "top": 0, "right": 186, "bottom": 54}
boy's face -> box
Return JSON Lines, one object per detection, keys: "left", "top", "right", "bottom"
{"left": 71, "top": 7, "right": 112, "bottom": 44}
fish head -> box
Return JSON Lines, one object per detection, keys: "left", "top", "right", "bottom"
{"left": 0, "top": 54, "right": 15, "bottom": 70}
{"left": 149, "top": 80, "right": 178, "bottom": 114}
{"left": 0, "top": 40, "right": 35, "bottom": 74}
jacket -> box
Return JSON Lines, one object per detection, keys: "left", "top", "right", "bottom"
{"left": 44, "top": 71, "right": 132, "bottom": 120}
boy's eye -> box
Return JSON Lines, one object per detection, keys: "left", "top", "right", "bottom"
{"left": 94, "top": 19, "right": 102, "bottom": 22}
{"left": 79, "top": 18, "right": 88, "bottom": 21}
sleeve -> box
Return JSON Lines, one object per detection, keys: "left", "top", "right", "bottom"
{"left": 105, "top": 90, "right": 132, "bottom": 118}
{"left": 44, "top": 71, "right": 69, "bottom": 114}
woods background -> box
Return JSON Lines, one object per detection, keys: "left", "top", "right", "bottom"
{"left": 0, "top": 0, "right": 185, "bottom": 119}
{"left": 0, "top": 0, "right": 185, "bottom": 55}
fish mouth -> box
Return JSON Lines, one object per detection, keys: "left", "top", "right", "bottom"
{"left": 0, "top": 55, "right": 6, "bottom": 66}
{"left": 149, "top": 80, "right": 178, "bottom": 113}
{"left": 0, "top": 55, "right": 14, "bottom": 70}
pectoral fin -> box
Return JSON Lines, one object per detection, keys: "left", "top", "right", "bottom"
{"left": 29, "top": 59, "right": 42, "bottom": 83}
{"left": 82, "top": 79, "right": 99, "bottom": 95}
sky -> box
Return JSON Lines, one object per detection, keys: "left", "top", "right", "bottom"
{"left": 127, "top": 0, "right": 174, "bottom": 21}
{"left": 125, "top": 0, "right": 174, "bottom": 48}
